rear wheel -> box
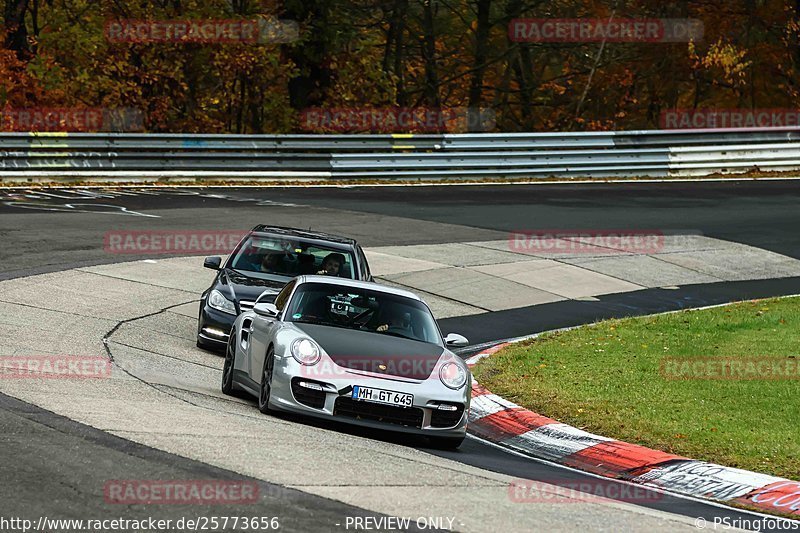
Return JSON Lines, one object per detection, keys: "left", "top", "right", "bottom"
{"left": 258, "top": 347, "right": 275, "bottom": 414}
{"left": 221, "top": 333, "right": 236, "bottom": 395}
{"left": 428, "top": 435, "right": 465, "bottom": 450}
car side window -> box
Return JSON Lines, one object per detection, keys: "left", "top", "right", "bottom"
{"left": 274, "top": 280, "right": 296, "bottom": 312}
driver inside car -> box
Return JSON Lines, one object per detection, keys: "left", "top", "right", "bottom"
{"left": 260, "top": 252, "right": 285, "bottom": 274}
{"left": 375, "top": 305, "right": 414, "bottom": 336}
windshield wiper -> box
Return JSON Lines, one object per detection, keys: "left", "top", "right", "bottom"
{"left": 292, "top": 318, "right": 361, "bottom": 331}
{"left": 379, "top": 330, "right": 417, "bottom": 341}
{"left": 347, "top": 308, "right": 374, "bottom": 327}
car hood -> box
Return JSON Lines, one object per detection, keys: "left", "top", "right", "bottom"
{"left": 219, "top": 269, "right": 287, "bottom": 303}
{"left": 294, "top": 323, "right": 446, "bottom": 380}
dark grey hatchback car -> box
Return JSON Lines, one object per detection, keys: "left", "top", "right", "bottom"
{"left": 197, "top": 225, "right": 373, "bottom": 352}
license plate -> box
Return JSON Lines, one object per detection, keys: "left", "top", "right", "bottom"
{"left": 352, "top": 385, "right": 413, "bottom": 407}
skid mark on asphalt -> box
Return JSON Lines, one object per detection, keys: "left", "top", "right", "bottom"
{"left": 3, "top": 200, "right": 160, "bottom": 217}
{"left": 76, "top": 268, "right": 200, "bottom": 293}
{"left": 0, "top": 187, "right": 303, "bottom": 217}
{"left": 0, "top": 297, "right": 118, "bottom": 323}
{"left": 107, "top": 339, "right": 219, "bottom": 370}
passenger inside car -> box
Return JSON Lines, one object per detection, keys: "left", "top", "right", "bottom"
{"left": 297, "top": 253, "right": 317, "bottom": 275}
{"left": 317, "top": 253, "right": 347, "bottom": 277}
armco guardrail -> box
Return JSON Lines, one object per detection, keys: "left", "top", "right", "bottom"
{"left": 1, "top": 127, "right": 800, "bottom": 181}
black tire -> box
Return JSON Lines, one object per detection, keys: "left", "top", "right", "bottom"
{"left": 221, "top": 333, "right": 236, "bottom": 395}
{"left": 428, "top": 435, "right": 465, "bottom": 450}
{"left": 258, "top": 347, "right": 275, "bottom": 414}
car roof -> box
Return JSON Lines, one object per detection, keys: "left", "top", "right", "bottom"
{"left": 250, "top": 225, "right": 357, "bottom": 246}
{"left": 295, "top": 276, "right": 423, "bottom": 302}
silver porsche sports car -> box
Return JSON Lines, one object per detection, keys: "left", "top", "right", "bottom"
{"left": 221, "top": 275, "right": 471, "bottom": 448}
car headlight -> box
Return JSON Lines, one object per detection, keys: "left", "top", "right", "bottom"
{"left": 439, "top": 361, "right": 468, "bottom": 390}
{"left": 208, "top": 289, "right": 236, "bottom": 315}
{"left": 291, "top": 338, "right": 321, "bottom": 366}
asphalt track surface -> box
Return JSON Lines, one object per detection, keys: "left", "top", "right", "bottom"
{"left": 2, "top": 181, "right": 800, "bottom": 531}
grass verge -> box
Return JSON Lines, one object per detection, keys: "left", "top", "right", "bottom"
{"left": 471, "top": 296, "right": 800, "bottom": 480}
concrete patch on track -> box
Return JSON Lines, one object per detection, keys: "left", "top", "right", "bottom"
{"left": 383, "top": 267, "right": 565, "bottom": 312}
{"left": 0, "top": 259, "right": 701, "bottom": 531}
{"left": 369, "top": 236, "right": 800, "bottom": 312}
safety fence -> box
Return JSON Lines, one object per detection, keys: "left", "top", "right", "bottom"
{"left": 1, "top": 127, "right": 799, "bottom": 181}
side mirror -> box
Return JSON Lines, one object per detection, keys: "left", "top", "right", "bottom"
{"left": 253, "top": 302, "right": 279, "bottom": 318}
{"left": 204, "top": 256, "right": 222, "bottom": 270}
{"left": 444, "top": 333, "right": 469, "bottom": 347}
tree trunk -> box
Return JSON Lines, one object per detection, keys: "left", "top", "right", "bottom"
{"left": 284, "top": 0, "right": 333, "bottom": 109}
{"left": 467, "top": 0, "right": 491, "bottom": 131}
{"left": 504, "top": 0, "right": 535, "bottom": 129}
{"left": 4, "top": 0, "right": 31, "bottom": 59}
{"left": 384, "top": 0, "right": 408, "bottom": 105}
{"left": 420, "top": 0, "right": 441, "bottom": 107}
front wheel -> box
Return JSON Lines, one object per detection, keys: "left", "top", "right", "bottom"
{"left": 258, "top": 347, "right": 275, "bottom": 414}
{"left": 428, "top": 435, "right": 465, "bottom": 450}
{"left": 221, "top": 333, "right": 236, "bottom": 395}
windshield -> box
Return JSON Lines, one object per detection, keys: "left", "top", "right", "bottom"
{"left": 285, "top": 283, "right": 442, "bottom": 346}
{"left": 228, "top": 235, "right": 355, "bottom": 279}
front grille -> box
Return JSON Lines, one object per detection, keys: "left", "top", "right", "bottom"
{"left": 431, "top": 403, "right": 465, "bottom": 428}
{"left": 291, "top": 378, "right": 327, "bottom": 409}
{"left": 239, "top": 300, "right": 255, "bottom": 311}
{"left": 334, "top": 397, "right": 423, "bottom": 429}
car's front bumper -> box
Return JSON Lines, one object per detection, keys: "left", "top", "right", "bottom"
{"left": 197, "top": 304, "right": 236, "bottom": 349}
{"left": 267, "top": 354, "right": 470, "bottom": 438}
